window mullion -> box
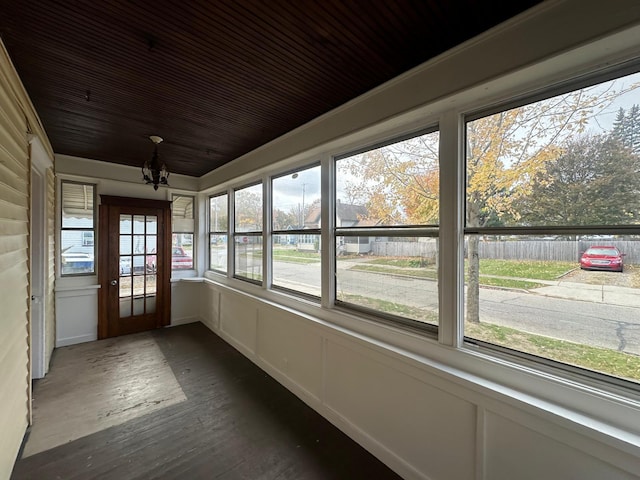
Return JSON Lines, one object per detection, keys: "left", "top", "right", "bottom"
{"left": 263, "top": 177, "right": 271, "bottom": 289}
{"left": 321, "top": 154, "right": 334, "bottom": 309}
{"left": 228, "top": 188, "right": 235, "bottom": 277}
{"left": 438, "top": 110, "right": 464, "bottom": 347}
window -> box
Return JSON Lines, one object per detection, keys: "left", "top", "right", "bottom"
{"left": 82, "top": 231, "right": 94, "bottom": 246}
{"left": 234, "top": 183, "right": 263, "bottom": 282}
{"left": 209, "top": 193, "right": 228, "bottom": 273}
{"left": 271, "top": 165, "right": 321, "bottom": 297}
{"left": 464, "top": 68, "right": 640, "bottom": 386}
{"left": 171, "top": 195, "right": 194, "bottom": 270}
{"left": 335, "top": 129, "right": 440, "bottom": 328}
{"left": 60, "top": 181, "right": 96, "bottom": 275}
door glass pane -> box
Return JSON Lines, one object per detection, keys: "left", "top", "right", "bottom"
{"left": 134, "top": 215, "right": 145, "bottom": 234}
{"left": 133, "top": 275, "right": 144, "bottom": 296}
{"left": 120, "top": 236, "right": 132, "bottom": 255}
{"left": 146, "top": 275, "right": 157, "bottom": 295}
{"left": 147, "top": 235, "right": 157, "bottom": 253}
{"left": 119, "top": 273, "right": 132, "bottom": 319}
{"left": 133, "top": 297, "right": 145, "bottom": 315}
{"left": 146, "top": 216, "right": 158, "bottom": 234}
{"left": 120, "top": 214, "right": 132, "bottom": 234}
{"left": 119, "top": 276, "right": 131, "bottom": 297}
{"left": 133, "top": 255, "right": 145, "bottom": 275}
{"left": 146, "top": 296, "right": 156, "bottom": 314}
{"left": 133, "top": 235, "right": 145, "bottom": 254}
{"left": 120, "top": 298, "right": 132, "bottom": 318}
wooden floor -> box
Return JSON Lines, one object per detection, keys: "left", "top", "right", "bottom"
{"left": 12, "top": 322, "right": 402, "bottom": 479}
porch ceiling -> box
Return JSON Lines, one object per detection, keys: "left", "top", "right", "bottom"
{"left": 0, "top": 0, "right": 540, "bottom": 178}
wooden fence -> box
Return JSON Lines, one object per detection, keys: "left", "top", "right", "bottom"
{"left": 372, "top": 240, "right": 640, "bottom": 264}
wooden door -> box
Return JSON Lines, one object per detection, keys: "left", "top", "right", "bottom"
{"left": 98, "top": 196, "right": 171, "bottom": 338}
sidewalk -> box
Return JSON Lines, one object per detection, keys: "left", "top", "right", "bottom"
{"left": 533, "top": 281, "right": 640, "bottom": 308}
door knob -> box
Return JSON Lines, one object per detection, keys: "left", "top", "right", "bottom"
{"left": 110, "top": 279, "right": 118, "bottom": 286}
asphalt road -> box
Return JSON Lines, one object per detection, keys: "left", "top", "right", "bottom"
{"left": 272, "top": 259, "right": 640, "bottom": 355}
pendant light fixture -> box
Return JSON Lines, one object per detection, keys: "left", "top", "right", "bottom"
{"left": 142, "top": 135, "right": 169, "bottom": 190}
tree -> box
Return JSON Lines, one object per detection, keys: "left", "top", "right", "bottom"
{"left": 339, "top": 132, "right": 440, "bottom": 225}
{"left": 235, "top": 189, "right": 262, "bottom": 231}
{"left": 272, "top": 208, "right": 298, "bottom": 231}
{"left": 463, "top": 82, "right": 637, "bottom": 322}
{"left": 516, "top": 134, "right": 640, "bottom": 226}
{"left": 341, "top": 81, "right": 636, "bottom": 324}
{"left": 611, "top": 104, "right": 640, "bottom": 154}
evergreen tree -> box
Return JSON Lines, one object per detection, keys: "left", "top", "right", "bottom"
{"left": 518, "top": 134, "right": 640, "bottom": 225}
{"left": 610, "top": 104, "right": 640, "bottom": 154}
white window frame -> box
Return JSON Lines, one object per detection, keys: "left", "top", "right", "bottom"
{"left": 60, "top": 180, "right": 96, "bottom": 277}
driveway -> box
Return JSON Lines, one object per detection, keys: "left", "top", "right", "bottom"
{"left": 561, "top": 264, "right": 639, "bottom": 288}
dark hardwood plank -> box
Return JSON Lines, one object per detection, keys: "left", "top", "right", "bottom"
{"left": 12, "top": 323, "right": 402, "bottom": 480}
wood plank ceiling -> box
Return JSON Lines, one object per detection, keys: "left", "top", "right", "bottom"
{"left": 0, "top": 0, "right": 541, "bottom": 178}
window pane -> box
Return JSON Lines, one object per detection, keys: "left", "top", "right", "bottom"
{"left": 235, "top": 184, "right": 262, "bottom": 232}
{"left": 336, "top": 235, "right": 438, "bottom": 325}
{"left": 61, "top": 182, "right": 94, "bottom": 229}
{"left": 272, "top": 235, "right": 321, "bottom": 297}
{"left": 210, "top": 234, "right": 227, "bottom": 272}
{"left": 464, "top": 234, "right": 640, "bottom": 384}
{"left": 272, "top": 165, "right": 321, "bottom": 230}
{"left": 466, "top": 71, "right": 640, "bottom": 229}
{"left": 61, "top": 230, "right": 95, "bottom": 274}
{"left": 336, "top": 131, "right": 439, "bottom": 227}
{"left": 172, "top": 234, "right": 193, "bottom": 270}
{"left": 210, "top": 194, "right": 228, "bottom": 232}
{"left": 172, "top": 195, "right": 194, "bottom": 232}
{"left": 234, "top": 235, "right": 262, "bottom": 281}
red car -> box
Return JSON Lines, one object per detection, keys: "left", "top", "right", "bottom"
{"left": 172, "top": 246, "right": 193, "bottom": 270}
{"left": 579, "top": 246, "right": 624, "bottom": 272}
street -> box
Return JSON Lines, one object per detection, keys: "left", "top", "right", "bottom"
{"left": 271, "top": 258, "right": 640, "bottom": 355}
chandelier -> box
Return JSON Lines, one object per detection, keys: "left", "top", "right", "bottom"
{"left": 142, "top": 135, "right": 169, "bottom": 190}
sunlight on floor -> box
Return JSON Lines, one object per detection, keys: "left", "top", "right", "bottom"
{"left": 23, "top": 332, "right": 186, "bottom": 457}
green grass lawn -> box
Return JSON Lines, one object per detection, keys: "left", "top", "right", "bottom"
{"left": 338, "top": 291, "right": 639, "bottom": 382}
{"left": 352, "top": 257, "right": 572, "bottom": 289}
{"left": 476, "top": 259, "right": 576, "bottom": 280}
{"left": 365, "top": 257, "right": 435, "bottom": 268}
{"left": 272, "top": 248, "right": 320, "bottom": 264}
{"left": 351, "top": 264, "right": 438, "bottom": 279}
{"left": 337, "top": 293, "right": 438, "bottom": 324}
{"left": 466, "top": 322, "right": 640, "bottom": 382}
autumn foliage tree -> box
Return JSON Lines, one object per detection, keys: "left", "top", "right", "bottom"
{"left": 339, "top": 132, "right": 440, "bottom": 225}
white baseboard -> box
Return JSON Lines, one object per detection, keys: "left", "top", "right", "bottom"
{"left": 56, "top": 334, "right": 97, "bottom": 347}
{"left": 169, "top": 316, "right": 200, "bottom": 327}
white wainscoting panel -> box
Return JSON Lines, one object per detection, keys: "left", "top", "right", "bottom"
{"left": 483, "top": 410, "right": 639, "bottom": 480}
{"left": 170, "top": 280, "right": 200, "bottom": 326}
{"left": 257, "top": 306, "right": 324, "bottom": 402}
{"left": 219, "top": 290, "right": 258, "bottom": 357}
{"left": 324, "top": 339, "right": 477, "bottom": 480}
{"left": 55, "top": 286, "right": 99, "bottom": 347}
{"left": 200, "top": 283, "right": 220, "bottom": 331}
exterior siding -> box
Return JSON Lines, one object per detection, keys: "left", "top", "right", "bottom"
{"left": 0, "top": 56, "right": 30, "bottom": 479}
{"left": 0, "top": 40, "right": 52, "bottom": 480}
